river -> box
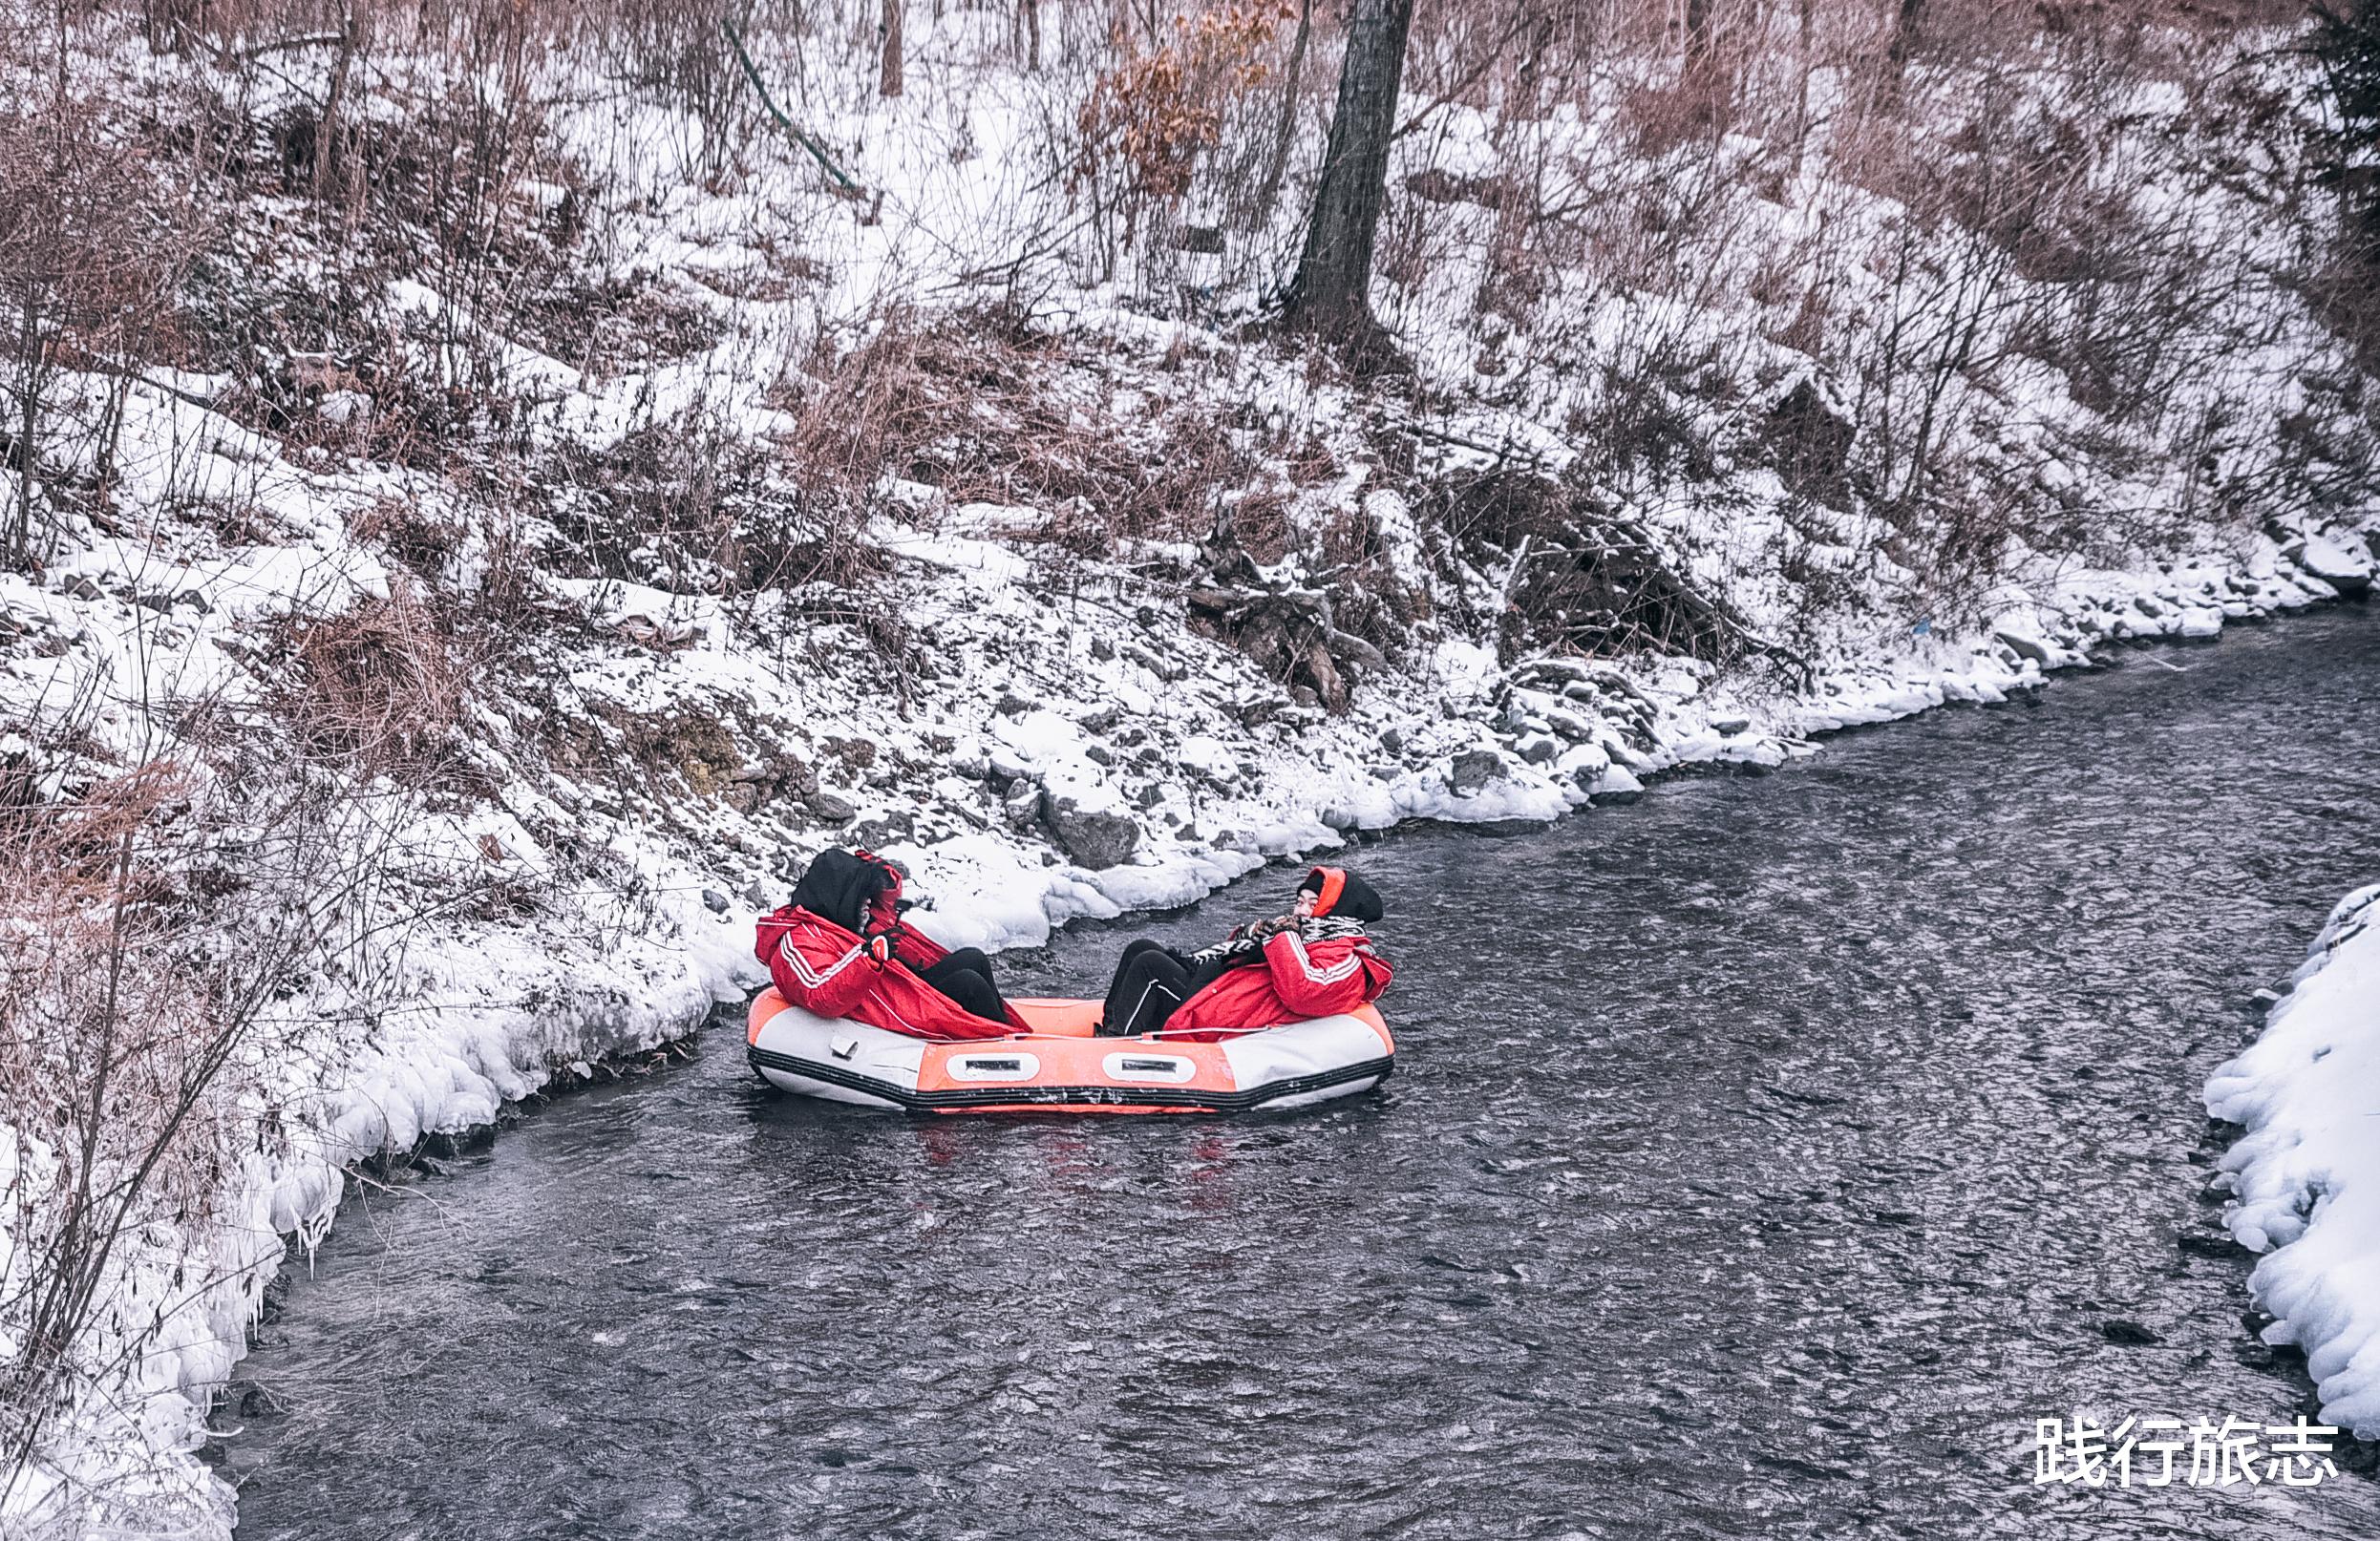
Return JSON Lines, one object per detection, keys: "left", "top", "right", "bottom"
{"left": 212, "top": 607, "right": 2380, "bottom": 1539}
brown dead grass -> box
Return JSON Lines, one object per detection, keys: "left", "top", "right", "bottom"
{"left": 772, "top": 308, "right": 1260, "bottom": 554}
{"left": 271, "top": 581, "right": 483, "bottom": 785}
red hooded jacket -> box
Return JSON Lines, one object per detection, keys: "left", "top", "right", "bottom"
{"left": 754, "top": 851, "right": 1023, "bottom": 1042}
{"left": 1162, "top": 865, "right": 1392, "bottom": 1041}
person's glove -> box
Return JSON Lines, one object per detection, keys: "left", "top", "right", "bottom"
{"left": 864, "top": 930, "right": 897, "bottom": 968}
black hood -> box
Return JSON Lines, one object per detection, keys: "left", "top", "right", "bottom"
{"left": 789, "top": 848, "right": 894, "bottom": 934}
{"left": 1301, "top": 865, "right": 1384, "bottom": 923}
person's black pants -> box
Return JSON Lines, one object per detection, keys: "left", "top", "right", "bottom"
{"left": 919, "top": 947, "right": 1006, "bottom": 1024}
{"left": 1098, "top": 939, "right": 1195, "bottom": 1038}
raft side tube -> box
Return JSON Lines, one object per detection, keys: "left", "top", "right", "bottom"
{"left": 744, "top": 989, "right": 1392, "bottom": 1114}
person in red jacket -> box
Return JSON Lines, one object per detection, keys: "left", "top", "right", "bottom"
{"left": 755, "top": 849, "right": 1023, "bottom": 1041}
{"left": 1094, "top": 865, "right": 1392, "bottom": 1041}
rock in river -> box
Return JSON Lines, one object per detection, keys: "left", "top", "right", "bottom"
{"left": 1588, "top": 766, "right": 1646, "bottom": 805}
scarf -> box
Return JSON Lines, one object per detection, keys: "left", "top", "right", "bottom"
{"left": 1192, "top": 913, "right": 1372, "bottom": 970}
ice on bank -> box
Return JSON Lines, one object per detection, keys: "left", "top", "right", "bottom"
{"left": 2205, "top": 884, "right": 2380, "bottom": 1438}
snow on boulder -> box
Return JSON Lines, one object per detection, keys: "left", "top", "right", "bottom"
{"left": 2289, "top": 531, "right": 2373, "bottom": 598}
{"left": 1989, "top": 603, "right": 2063, "bottom": 668}
{"left": 1587, "top": 766, "right": 1645, "bottom": 805}
{"left": 2204, "top": 883, "right": 2380, "bottom": 1436}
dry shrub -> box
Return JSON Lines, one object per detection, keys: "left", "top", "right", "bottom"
{"left": 1616, "top": 78, "right": 1728, "bottom": 158}
{"left": 1423, "top": 468, "right": 1788, "bottom": 672}
{"left": 350, "top": 495, "right": 466, "bottom": 581}
{"left": 513, "top": 270, "right": 722, "bottom": 379}
{"left": 540, "top": 407, "right": 812, "bottom": 593}
{"left": 0, "top": 81, "right": 211, "bottom": 567}
{"left": 189, "top": 254, "right": 540, "bottom": 472}
{"left": 160, "top": 11, "right": 620, "bottom": 466}
{"left": 0, "top": 765, "right": 223, "bottom": 1469}
{"left": 2300, "top": 251, "right": 2380, "bottom": 375}
{"left": 1477, "top": 203, "right": 1557, "bottom": 326}
{"left": 1564, "top": 332, "right": 1734, "bottom": 486}
{"left": 1076, "top": 2, "right": 1287, "bottom": 227}
{"left": 1221, "top": 486, "right": 1293, "bottom": 562}
{"left": 545, "top": 699, "right": 761, "bottom": 815}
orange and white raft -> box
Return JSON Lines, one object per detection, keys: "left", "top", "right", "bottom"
{"left": 745, "top": 988, "right": 1394, "bottom": 1114}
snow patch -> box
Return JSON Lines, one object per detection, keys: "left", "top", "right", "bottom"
{"left": 2205, "top": 885, "right": 2380, "bottom": 1437}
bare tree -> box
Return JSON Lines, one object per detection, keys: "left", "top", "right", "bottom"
{"left": 1686, "top": 0, "right": 1714, "bottom": 74}
{"left": 881, "top": 0, "right": 904, "bottom": 96}
{"left": 315, "top": 0, "right": 369, "bottom": 206}
{"left": 1251, "top": 0, "right": 1316, "bottom": 225}
{"left": 1285, "top": 0, "right": 1417, "bottom": 339}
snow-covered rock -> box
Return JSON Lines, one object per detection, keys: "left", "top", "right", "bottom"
{"left": 1447, "top": 749, "right": 1509, "bottom": 794}
{"left": 1587, "top": 765, "right": 1646, "bottom": 805}
{"left": 2290, "top": 532, "right": 2374, "bottom": 598}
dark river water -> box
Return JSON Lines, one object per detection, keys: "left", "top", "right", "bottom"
{"left": 215, "top": 607, "right": 2380, "bottom": 1540}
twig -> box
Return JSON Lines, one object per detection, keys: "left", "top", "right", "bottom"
{"left": 1392, "top": 16, "right": 1530, "bottom": 141}
{"left": 721, "top": 21, "right": 864, "bottom": 198}
{"left": 239, "top": 32, "right": 346, "bottom": 62}
{"left": 1403, "top": 420, "right": 1556, "bottom": 469}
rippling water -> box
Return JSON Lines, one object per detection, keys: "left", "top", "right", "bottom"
{"left": 216, "top": 609, "right": 2380, "bottom": 1539}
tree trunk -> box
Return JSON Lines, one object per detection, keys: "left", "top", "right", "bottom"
{"left": 1249, "top": 0, "right": 1314, "bottom": 227}
{"left": 315, "top": 4, "right": 358, "bottom": 205}
{"left": 10, "top": 299, "right": 36, "bottom": 570}
{"left": 1884, "top": 0, "right": 1924, "bottom": 90}
{"left": 1022, "top": 0, "right": 1040, "bottom": 72}
{"left": 1686, "top": 0, "right": 1713, "bottom": 71}
{"left": 1511, "top": 11, "right": 1553, "bottom": 131}
{"left": 880, "top": 0, "right": 903, "bottom": 97}
{"left": 1285, "top": 0, "right": 1415, "bottom": 339}
{"left": 1683, "top": 0, "right": 1732, "bottom": 121}
{"left": 1795, "top": 0, "right": 1815, "bottom": 162}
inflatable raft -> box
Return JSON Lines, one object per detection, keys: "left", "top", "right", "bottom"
{"left": 745, "top": 987, "right": 1394, "bottom": 1113}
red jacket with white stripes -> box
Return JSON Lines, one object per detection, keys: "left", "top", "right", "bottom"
{"left": 754, "top": 880, "right": 1022, "bottom": 1042}
{"left": 1162, "top": 925, "right": 1392, "bottom": 1042}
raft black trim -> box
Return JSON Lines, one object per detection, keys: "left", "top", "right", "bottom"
{"left": 747, "top": 1045, "right": 1393, "bottom": 1111}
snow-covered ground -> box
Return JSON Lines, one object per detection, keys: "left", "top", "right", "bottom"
{"left": 2207, "top": 885, "right": 2380, "bottom": 1441}
{"left": 5, "top": 9, "right": 2380, "bottom": 1535}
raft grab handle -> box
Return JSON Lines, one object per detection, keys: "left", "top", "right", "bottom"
{"left": 948, "top": 1053, "right": 1039, "bottom": 1082}
{"left": 1103, "top": 1053, "right": 1196, "bottom": 1083}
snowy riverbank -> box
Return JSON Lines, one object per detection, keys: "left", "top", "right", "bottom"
{"left": 2207, "top": 883, "right": 2380, "bottom": 1441}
